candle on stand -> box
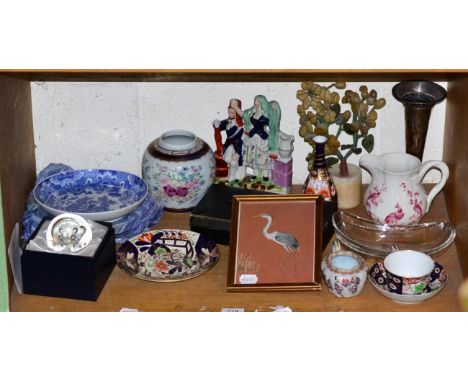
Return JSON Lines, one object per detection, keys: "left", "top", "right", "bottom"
{"left": 329, "top": 163, "right": 362, "bottom": 209}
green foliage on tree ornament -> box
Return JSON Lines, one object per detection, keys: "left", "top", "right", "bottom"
{"left": 297, "top": 81, "right": 386, "bottom": 176}
{"left": 362, "top": 134, "right": 375, "bottom": 153}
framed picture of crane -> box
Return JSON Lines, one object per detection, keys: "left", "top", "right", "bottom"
{"left": 227, "top": 194, "right": 323, "bottom": 291}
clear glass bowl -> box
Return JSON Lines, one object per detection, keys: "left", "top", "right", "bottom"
{"left": 332, "top": 211, "right": 456, "bottom": 258}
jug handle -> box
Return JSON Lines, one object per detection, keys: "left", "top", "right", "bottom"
{"left": 412, "top": 161, "right": 449, "bottom": 213}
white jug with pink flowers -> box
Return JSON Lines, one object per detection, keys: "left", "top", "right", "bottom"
{"left": 359, "top": 153, "right": 449, "bottom": 225}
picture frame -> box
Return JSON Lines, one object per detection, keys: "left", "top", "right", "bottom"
{"left": 227, "top": 194, "right": 323, "bottom": 292}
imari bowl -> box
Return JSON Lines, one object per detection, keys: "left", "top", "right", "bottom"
{"left": 368, "top": 260, "right": 448, "bottom": 304}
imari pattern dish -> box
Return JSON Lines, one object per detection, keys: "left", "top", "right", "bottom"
{"left": 332, "top": 211, "right": 456, "bottom": 258}
{"left": 368, "top": 260, "right": 448, "bottom": 304}
{"left": 33, "top": 169, "right": 148, "bottom": 221}
{"left": 117, "top": 229, "right": 220, "bottom": 282}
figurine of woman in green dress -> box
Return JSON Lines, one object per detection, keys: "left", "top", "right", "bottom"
{"left": 230, "top": 95, "right": 281, "bottom": 180}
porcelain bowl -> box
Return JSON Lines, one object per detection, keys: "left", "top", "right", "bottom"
{"left": 34, "top": 169, "right": 148, "bottom": 221}
{"left": 368, "top": 259, "right": 448, "bottom": 304}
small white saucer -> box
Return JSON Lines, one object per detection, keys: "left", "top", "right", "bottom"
{"left": 368, "top": 260, "right": 448, "bottom": 304}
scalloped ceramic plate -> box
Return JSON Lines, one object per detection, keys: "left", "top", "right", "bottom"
{"left": 116, "top": 229, "right": 220, "bottom": 282}
{"left": 368, "top": 260, "right": 448, "bottom": 304}
{"left": 33, "top": 169, "right": 148, "bottom": 221}
{"left": 332, "top": 211, "right": 456, "bottom": 258}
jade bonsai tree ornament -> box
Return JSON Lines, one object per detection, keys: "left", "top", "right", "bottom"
{"left": 297, "top": 81, "right": 386, "bottom": 208}
{"left": 213, "top": 95, "right": 295, "bottom": 193}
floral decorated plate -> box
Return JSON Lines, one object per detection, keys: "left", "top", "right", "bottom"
{"left": 116, "top": 229, "right": 220, "bottom": 282}
{"left": 33, "top": 169, "right": 148, "bottom": 221}
{"left": 368, "top": 260, "right": 448, "bottom": 304}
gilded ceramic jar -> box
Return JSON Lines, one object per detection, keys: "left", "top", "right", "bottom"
{"left": 321, "top": 250, "right": 368, "bottom": 298}
{"left": 142, "top": 130, "right": 215, "bottom": 212}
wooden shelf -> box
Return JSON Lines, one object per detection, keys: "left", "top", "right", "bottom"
{"left": 2, "top": 69, "right": 468, "bottom": 82}
{"left": 10, "top": 190, "right": 463, "bottom": 312}
{"left": 2, "top": 69, "right": 468, "bottom": 311}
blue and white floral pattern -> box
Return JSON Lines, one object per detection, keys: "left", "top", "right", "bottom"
{"left": 23, "top": 164, "right": 163, "bottom": 244}
{"left": 112, "top": 194, "right": 164, "bottom": 243}
{"left": 34, "top": 169, "right": 148, "bottom": 219}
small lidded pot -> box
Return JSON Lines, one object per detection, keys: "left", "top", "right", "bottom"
{"left": 142, "top": 130, "right": 215, "bottom": 212}
{"left": 321, "top": 250, "right": 368, "bottom": 298}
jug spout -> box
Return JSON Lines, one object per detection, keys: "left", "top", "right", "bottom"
{"left": 359, "top": 154, "right": 379, "bottom": 176}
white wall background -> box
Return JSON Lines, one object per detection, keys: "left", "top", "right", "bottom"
{"left": 31, "top": 81, "right": 447, "bottom": 183}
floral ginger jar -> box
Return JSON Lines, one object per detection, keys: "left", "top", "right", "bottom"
{"left": 321, "top": 250, "right": 368, "bottom": 298}
{"left": 142, "top": 130, "right": 215, "bottom": 212}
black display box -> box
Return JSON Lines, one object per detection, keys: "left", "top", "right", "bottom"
{"left": 21, "top": 219, "right": 116, "bottom": 301}
{"left": 190, "top": 183, "right": 337, "bottom": 250}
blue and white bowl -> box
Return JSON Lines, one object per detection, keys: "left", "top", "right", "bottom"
{"left": 33, "top": 169, "right": 148, "bottom": 221}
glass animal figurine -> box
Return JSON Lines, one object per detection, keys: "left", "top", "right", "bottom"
{"left": 46, "top": 213, "right": 93, "bottom": 253}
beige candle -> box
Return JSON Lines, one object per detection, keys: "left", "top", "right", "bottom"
{"left": 329, "top": 163, "right": 362, "bottom": 209}
{"left": 459, "top": 279, "right": 468, "bottom": 312}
